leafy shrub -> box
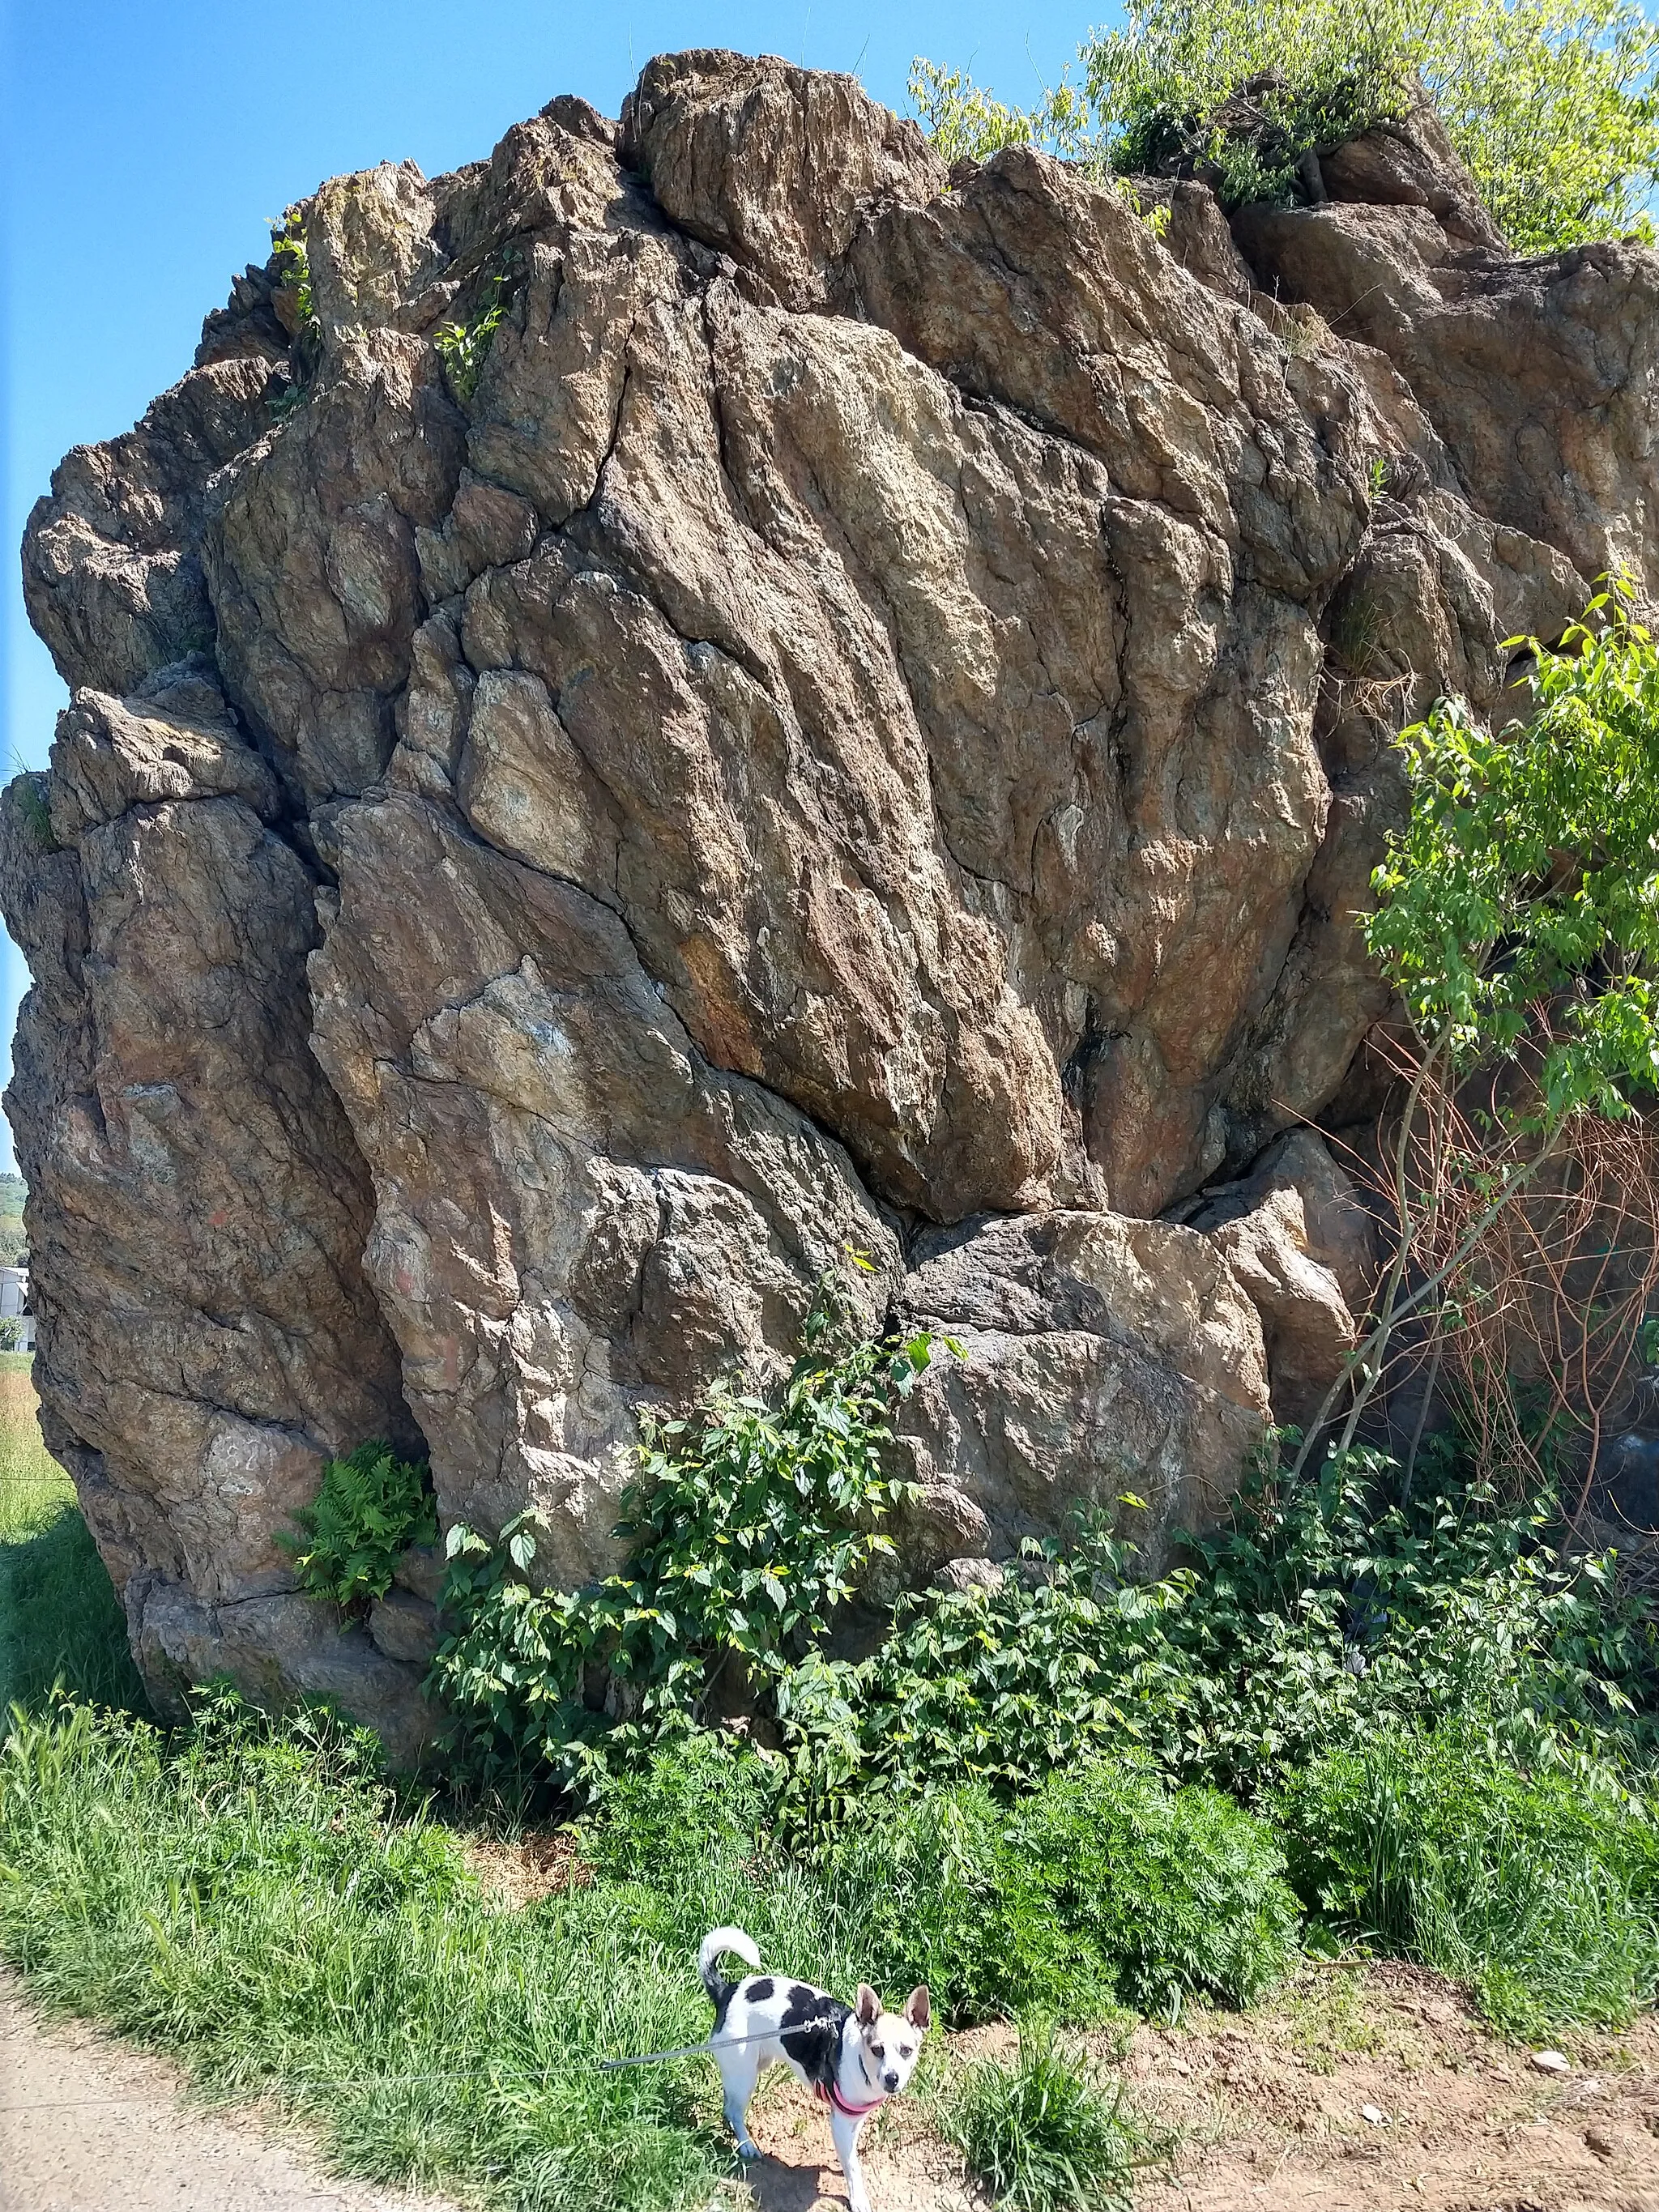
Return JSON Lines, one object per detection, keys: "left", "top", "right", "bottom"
{"left": 908, "top": 60, "right": 1050, "bottom": 164}
{"left": 267, "top": 210, "right": 320, "bottom": 414}
{"left": 279, "top": 1439, "right": 436, "bottom": 1613}
{"left": 1279, "top": 1728, "right": 1659, "bottom": 2032}
{"left": 429, "top": 1272, "right": 947, "bottom": 1794}
{"left": 1370, "top": 584, "right": 1659, "bottom": 1115}
{"left": 912, "top": 0, "right": 1659, "bottom": 249}
{"left": 831, "top": 1764, "right": 1297, "bottom": 2022}
{"left": 433, "top": 248, "right": 520, "bottom": 405}
{"left": 779, "top": 1447, "right": 1659, "bottom": 1813}
{"left": 941, "top": 2020, "right": 1149, "bottom": 2212}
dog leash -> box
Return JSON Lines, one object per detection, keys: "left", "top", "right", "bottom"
{"left": 599, "top": 2010, "right": 845, "bottom": 2070}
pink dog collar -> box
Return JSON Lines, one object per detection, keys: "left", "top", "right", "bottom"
{"left": 814, "top": 2079, "right": 882, "bottom": 2119}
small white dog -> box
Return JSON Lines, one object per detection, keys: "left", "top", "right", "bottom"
{"left": 699, "top": 1925, "right": 930, "bottom": 2212}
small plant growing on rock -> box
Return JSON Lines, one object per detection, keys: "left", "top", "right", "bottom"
{"left": 433, "top": 247, "right": 520, "bottom": 406}
{"left": 6, "top": 769, "right": 56, "bottom": 855}
{"left": 279, "top": 1439, "right": 437, "bottom": 1613}
{"left": 267, "top": 209, "right": 321, "bottom": 416}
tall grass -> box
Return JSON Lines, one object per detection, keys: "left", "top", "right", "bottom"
{"left": 0, "top": 1698, "right": 1256, "bottom": 2210}
{"left": 0, "top": 1353, "right": 143, "bottom": 1713}
{"left": 1279, "top": 1730, "right": 1659, "bottom": 2036}
{"left": 941, "top": 2022, "right": 1149, "bottom": 2212}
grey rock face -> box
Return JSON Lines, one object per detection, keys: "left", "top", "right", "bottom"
{"left": 7, "top": 54, "right": 1654, "bottom": 1745}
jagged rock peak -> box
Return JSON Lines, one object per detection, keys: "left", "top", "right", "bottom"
{"left": 8, "top": 51, "right": 1656, "bottom": 1746}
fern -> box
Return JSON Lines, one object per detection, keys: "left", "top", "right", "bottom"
{"left": 279, "top": 1441, "right": 437, "bottom": 1613}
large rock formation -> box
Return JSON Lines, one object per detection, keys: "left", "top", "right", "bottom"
{"left": 8, "top": 52, "right": 1650, "bottom": 1744}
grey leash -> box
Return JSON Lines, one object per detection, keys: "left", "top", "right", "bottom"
{"left": 599, "top": 2011, "right": 842, "bottom": 2070}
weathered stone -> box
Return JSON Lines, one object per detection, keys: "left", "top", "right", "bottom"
{"left": 368, "top": 1587, "right": 441, "bottom": 1667}
{"left": 621, "top": 49, "right": 944, "bottom": 307}
{"left": 1320, "top": 103, "right": 1508, "bottom": 253}
{"left": 0, "top": 692, "right": 418, "bottom": 1733}
{"left": 894, "top": 1211, "right": 1271, "bottom": 1572}
{"left": 10, "top": 52, "right": 1658, "bottom": 1741}
{"left": 1233, "top": 203, "right": 1659, "bottom": 589}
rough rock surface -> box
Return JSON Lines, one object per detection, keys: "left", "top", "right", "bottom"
{"left": 7, "top": 53, "right": 1654, "bottom": 1743}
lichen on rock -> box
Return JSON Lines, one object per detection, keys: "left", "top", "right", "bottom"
{"left": 6, "top": 51, "right": 1651, "bottom": 1746}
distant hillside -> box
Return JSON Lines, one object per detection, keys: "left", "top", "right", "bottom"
{"left": 0, "top": 1176, "right": 27, "bottom": 1266}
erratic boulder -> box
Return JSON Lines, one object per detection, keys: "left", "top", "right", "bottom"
{"left": 6, "top": 53, "right": 1653, "bottom": 1747}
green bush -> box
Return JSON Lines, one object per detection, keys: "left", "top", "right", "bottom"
{"left": 279, "top": 1439, "right": 437, "bottom": 1614}
{"left": 1009, "top": 1767, "right": 1299, "bottom": 2016}
{"left": 429, "top": 1272, "right": 948, "bottom": 1796}
{"left": 941, "top": 2020, "right": 1149, "bottom": 2212}
{"left": 1279, "top": 1728, "right": 1659, "bottom": 2033}
{"left": 778, "top": 1446, "right": 1659, "bottom": 1813}
{"left": 913, "top": 0, "right": 1659, "bottom": 249}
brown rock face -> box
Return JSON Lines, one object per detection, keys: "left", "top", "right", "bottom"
{"left": 7, "top": 55, "right": 1655, "bottom": 1745}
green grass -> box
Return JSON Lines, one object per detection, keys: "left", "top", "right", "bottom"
{"left": 940, "top": 2021, "right": 1149, "bottom": 2212}
{"left": 0, "top": 1703, "right": 1215, "bottom": 2211}
{"left": 1279, "top": 1729, "right": 1659, "bottom": 2038}
{"left": 0, "top": 1354, "right": 144, "bottom": 1714}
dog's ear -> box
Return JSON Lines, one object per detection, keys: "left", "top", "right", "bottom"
{"left": 904, "top": 1985, "right": 931, "bottom": 2031}
{"left": 855, "top": 1984, "right": 881, "bottom": 2027}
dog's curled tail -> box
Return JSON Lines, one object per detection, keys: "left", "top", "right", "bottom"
{"left": 699, "top": 1924, "right": 761, "bottom": 2009}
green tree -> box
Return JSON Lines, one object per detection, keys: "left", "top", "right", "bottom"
{"left": 912, "top": 0, "right": 1659, "bottom": 251}
{"left": 1294, "top": 580, "right": 1659, "bottom": 1477}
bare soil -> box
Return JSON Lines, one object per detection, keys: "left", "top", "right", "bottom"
{"left": 735, "top": 1963, "right": 1659, "bottom": 2212}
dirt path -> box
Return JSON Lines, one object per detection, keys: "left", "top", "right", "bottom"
{"left": 4, "top": 1958, "right": 1657, "bottom": 2212}
{"left": 736, "top": 1964, "right": 1659, "bottom": 2212}
{"left": 0, "top": 1970, "right": 461, "bottom": 2212}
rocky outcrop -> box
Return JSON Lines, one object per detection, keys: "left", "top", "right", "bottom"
{"left": 7, "top": 53, "right": 1653, "bottom": 1745}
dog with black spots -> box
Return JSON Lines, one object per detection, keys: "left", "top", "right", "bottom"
{"left": 698, "top": 1925, "right": 930, "bottom": 2212}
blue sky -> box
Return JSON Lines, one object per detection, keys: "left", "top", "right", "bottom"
{"left": 1, "top": 0, "right": 1099, "bottom": 1175}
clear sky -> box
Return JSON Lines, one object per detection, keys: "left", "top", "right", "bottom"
{"left": 1, "top": 0, "right": 1101, "bottom": 1175}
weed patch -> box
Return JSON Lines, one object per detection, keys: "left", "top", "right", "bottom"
{"left": 942, "top": 2020, "right": 1150, "bottom": 2211}
{"left": 1279, "top": 1729, "right": 1659, "bottom": 2036}
{"left": 279, "top": 1438, "right": 436, "bottom": 1613}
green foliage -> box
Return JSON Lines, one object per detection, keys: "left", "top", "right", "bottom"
{"left": 0, "top": 1690, "right": 735, "bottom": 2212}
{"left": 279, "top": 1440, "right": 436, "bottom": 1614}
{"left": 6, "top": 769, "right": 57, "bottom": 855}
{"left": 268, "top": 216, "right": 313, "bottom": 323}
{"left": 1368, "top": 582, "right": 1659, "bottom": 1120}
{"left": 429, "top": 1275, "right": 947, "bottom": 1793}
{"left": 828, "top": 1766, "right": 1298, "bottom": 2022}
{"left": 778, "top": 1447, "right": 1658, "bottom": 1816}
{"left": 433, "top": 249, "right": 520, "bottom": 405}
{"left": 907, "top": 59, "right": 1047, "bottom": 164}
{"left": 0, "top": 1377, "right": 145, "bottom": 1716}
{"left": 0, "top": 1691, "right": 1183, "bottom": 2212}
{"left": 912, "top": 0, "right": 1659, "bottom": 248}
{"left": 1280, "top": 1728, "right": 1659, "bottom": 2032}
{"left": 941, "top": 2021, "right": 1149, "bottom": 2212}
{"left": 267, "top": 211, "right": 320, "bottom": 417}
